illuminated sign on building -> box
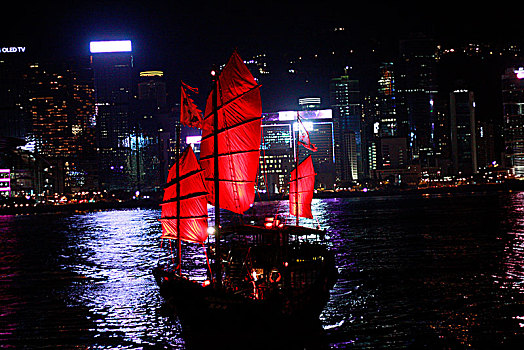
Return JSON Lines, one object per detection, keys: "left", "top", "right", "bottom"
{"left": 1, "top": 46, "right": 26, "bottom": 53}
{"left": 515, "top": 67, "right": 524, "bottom": 80}
{"left": 186, "top": 135, "right": 201, "bottom": 144}
{"left": 278, "top": 109, "right": 332, "bottom": 121}
{"left": 89, "top": 40, "right": 132, "bottom": 53}
{"left": 0, "top": 169, "right": 11, "bottom": 192}
{"left": 140, "top": 71, "right": 164, "bottom": 77}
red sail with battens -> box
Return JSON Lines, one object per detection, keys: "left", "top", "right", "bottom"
{"left": 160, "top": 146, "right": 208, "bottom": 244}
{"left": 200, "top": 51, "right": 262, "bottom": 214}
{"left": 289, "top": 155, "right": 316, "bottom": 219}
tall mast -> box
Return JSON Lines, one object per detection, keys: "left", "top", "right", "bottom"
{"left": 176, "top": 122, "right": 182, "bottom": 275}
{"left": 295, "top": 115, "right": 299, "bottom": 226}
{"left": 212, "top": 67, "right": 222, "bottom": 287}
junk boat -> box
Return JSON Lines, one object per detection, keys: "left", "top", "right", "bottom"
{"left": 152, "top": 51, "right": 338, "bottom": 341}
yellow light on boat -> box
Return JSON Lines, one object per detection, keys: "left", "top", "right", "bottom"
{"left": 207, "top": 226, "right": 216, "bottom": 235}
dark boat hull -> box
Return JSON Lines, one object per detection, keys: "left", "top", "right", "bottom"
{"left": 153, "top": 267, "right": 335, "bottom": 322}
{"left": 153, "top": 267, "right": 335, "bottom": 349}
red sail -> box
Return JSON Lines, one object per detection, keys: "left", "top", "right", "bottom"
{"left": 289, "top": 156, "right": 316, "bottom": 219}
{"left": 200, "top": 51, "right": 262, "bottom": 214}
{"left": 160, "top": 146, "right": 208, "bottom": 244}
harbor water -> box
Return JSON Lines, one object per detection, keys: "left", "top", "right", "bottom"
{"left": 1, "top": 192, "right": 523, "bottom": 348}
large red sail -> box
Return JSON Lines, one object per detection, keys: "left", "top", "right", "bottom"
{"left": 289, "top": 156, "right": 316, "bottom": 219}
{"left": 160, "top": 146, "right": 208, "bottom": 244}
{"left": 199, "top": 51, "right": 262, "bottom": 214}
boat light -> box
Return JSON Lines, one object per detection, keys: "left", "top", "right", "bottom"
{"left": 202, "top": 280, "right": 211, "bottom": 287}
{"left": 207, "top": 226, "right": 216, "bottom": 235}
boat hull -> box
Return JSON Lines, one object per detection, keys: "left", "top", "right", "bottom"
{"left": 153, "top": 267, "right": 334, "bottom": 348}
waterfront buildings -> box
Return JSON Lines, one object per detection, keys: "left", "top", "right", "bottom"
{"left": 502, "top": 67, "right": 524, "bottom": 177}
{"left": 0, "top": 48, "right": 97, "bottom": 196}
{"left": 1, "top": 38, "right": 522, "bottom": 200}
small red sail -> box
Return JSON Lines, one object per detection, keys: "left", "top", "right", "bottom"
{"left": 180, "top": 81, "right": 203, "bottom": 129}
{"left": 160, "top": 146, "right": 208, "bottom": 244}
{"left": 289, "top": 156, "right": 316, "bottom": 219}
{"left": 200, "top": 51, "right": 262, "bottom": 214}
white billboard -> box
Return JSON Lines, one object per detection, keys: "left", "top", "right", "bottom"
{"left": 90, "top": 40, "right": 132, "bottom": 53}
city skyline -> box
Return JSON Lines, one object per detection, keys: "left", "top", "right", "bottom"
{"left": 1, "top": 2, "right": 523, "bottom": 197}
{"left": 3, "top": 1, "right": 522, "bottom": 111}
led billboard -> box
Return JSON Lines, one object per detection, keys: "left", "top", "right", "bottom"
{"left": 278, "top": 109, "right": 332, "bottom": 121}
{"left": 90, "top": 40, "right": 132, "bottom": 53}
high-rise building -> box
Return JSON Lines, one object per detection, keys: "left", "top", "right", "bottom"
{"left": 450, "top": 90, "right": 477, "bottom": 175}
{"left": 0, "top": 50, "right": 28, "bottom": 140}
{"left": 397, "top": 35, "right": 438, "bottom": 167}
{"left": 260, "top": 110, "right": 335, "bottom": 193}
{"left": 330, "top": 75, "right": 361, "bottom": 182}
{"left": 259, "top": 117, "right": 294, "bottom": 195}
{"left": 135, "top": 70, "right": 171, "bottom": 192}
{"left": 90, "top": 40, "right": 135, "bottom": 191}
{"left": 502, "top": 67, "right": 524, "bottom": 177}
{"left": 24, "top": 59, "right": 96, "bottom": 193}
{"left": 377, "top": 62, "right": 398, "bottom": 137}
{"left": 361, "top": 95, "right": 380, "bottom": 177}
{"left": 138, "top": 70, "right": 166, "bottom": 109}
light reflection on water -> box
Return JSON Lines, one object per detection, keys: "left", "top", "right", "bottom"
{"left": 60, "top": 209, "right": 184, "bottom": 348}
{"left": 1, "top": 193, "right": 524, "bottom": 348}
{"left": 499, "top": 192, "right": 524, "bottom": 294}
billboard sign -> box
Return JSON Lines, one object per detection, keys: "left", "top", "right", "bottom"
{"left": 515, "top": 67, "right": 524, "bottom": 80}
{"left": 1, "top": 46, "right": 26, "bottom": 53}
{"left": 278, "top": 109, "right": 332, "bottom": 121}
{"left": 90, "top": 40, "right": 132, "bottom": 53}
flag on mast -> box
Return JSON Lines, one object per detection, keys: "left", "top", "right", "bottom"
{"left": 181, "top": 81, "right": 203, "bottom": 129}
{"left": 297, "top": 113, "right": 317, "bottom": 152}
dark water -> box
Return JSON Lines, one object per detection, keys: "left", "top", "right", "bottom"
{"left": 1, "top": 192, "right": 523, "bottom": 348}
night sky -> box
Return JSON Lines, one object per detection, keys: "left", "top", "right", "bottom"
{"left": 2, "top": 1, "right": 523, "bottom": 109}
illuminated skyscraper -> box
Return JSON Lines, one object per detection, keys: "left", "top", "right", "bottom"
{"left": 90, "top": 40, "right": 135, "bottom": 191}
{"left": 502, "top": 67, "right": 524, "bottom": 177}
{"left": 135, "top": 70, "right": 171, "bottom": 191}
{"left": 377, "top": 62, "right": 398, "bottom": 137}
{"left": 330, "top": 75, "right": 361, "bottom": 182}
{"left": 0, "top": 50, "right": 28, "bottom": 140}
{"left": 24, "top": 59, "right": 96, "bottom": 193}
{"left": 138, "top": 70, "right": 166, "bottom": 109}
{"left": 260, "top": 110, "right": 335, "bottom": 193}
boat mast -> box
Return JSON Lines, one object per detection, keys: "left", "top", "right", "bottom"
{"left": 295, "top": 114, "right": 299, "bottom": 226}
{"left": 176, "top": 122, "right": 182, "bottom": 275}
{"left": 212, "top": 67, "right": 222, "bottom": 287}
